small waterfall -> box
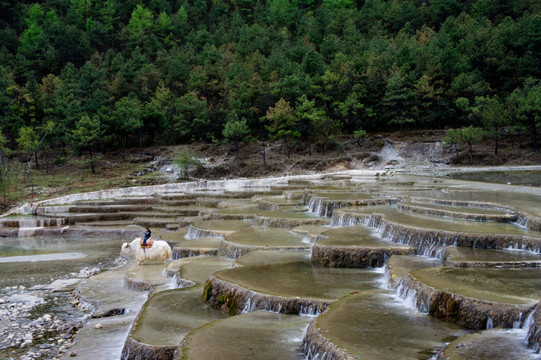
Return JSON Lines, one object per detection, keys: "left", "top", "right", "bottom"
{"left": 303, "top": 234, "right": 324, "bottom": 245}
{"left": 174, "top": 274, "right": 195, "bottom": 289}
{"left": 516, "top": 216, "right": 529, "bottom": 227}
{"left": 523, "top": 311, "right": 535, "bottom": 333}
{"left": 185, "top": 225, "right": 225, "bottom": 240}
{"left": 330, "top": 212, "right": 363, "bottom": 227}
{"left": 18, "top": 217, "right": 39, "bottom": 228}
{"left": 514, "top": 313, "right": 523, "bottom": 329}
{"left": 486, "top": 316, "right": 494, "bottom": 329}
{"left": 301, "top": 235, "right": 316, "bottom": 245}
{"left": 299, "top": 304, "right": 323, "bottom": 317}
{"left": 17, "top": 217, "right": 43, "bottom": 237}
{"left": 306, "top": 197, "right": 325, "bottom": 216}
{"left": 523, "top": 305, "right": 541, "bottom": 353}
{"left": 18, "top": 227, "right": 42, "bottom": 237}
{"left": 241, "top": 298, "right": 253, "bottom": 313}
{"left": 217, "top": 247, "right": 244, "bottom": 260}
{"left": 303, "top": 322, "right": 343, "bottom": 360}
{"left": 375, "top": 266, "right": 391, "bottom": 290}
{"left": 394, "top": 281, "right": 424, "bottom": 312}
{"left": 250, "top": 217, "right": 269, "bottom": 227}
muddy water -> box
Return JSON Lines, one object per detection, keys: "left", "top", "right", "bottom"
{"left": 216, "top": 206, "right": 321, "bottom": 219}
{"left": 411, "top": 267, "right": 541, "bottom": 305}
{"left": 311, "top": 291, "right": 467, "bottom": 360}
{"left": 443, "top": 328, "right": 540, "bottom": 360}
{"left": 225, "top": 227, "right": 306, "bottom": 246}
{"left": 180, "top": 311, "right": 311, "bottom": 360}
{"left": 445, "top": 247, "right": 541, "bottom": 264}
{"left": 319, "top": 225, "right": 400, "bottom": 247}
{"left": 214, "top": 260, "right": 379, "bottom": 301}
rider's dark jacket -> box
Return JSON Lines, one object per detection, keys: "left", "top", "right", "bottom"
{"left": 143, "top": 229, "right": 151, "bottom": 244}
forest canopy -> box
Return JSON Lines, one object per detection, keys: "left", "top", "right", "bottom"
{"left": 0, "top": 0, "right": 540, "bottom": 157}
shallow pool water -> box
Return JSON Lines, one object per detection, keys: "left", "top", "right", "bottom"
{"left": 0, "top": 235, "right": 130, "bottom": 288}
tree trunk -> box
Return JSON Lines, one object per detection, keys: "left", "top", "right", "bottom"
{"left": 26, "top": 153, "right": 32, "bottom": 175}
{"left": 261, "top": 145, "right": 266, "bottom": 167}
{"left": 34, "top": 150, "right": 39, "bottom": 169}
{"left": 467, "top": 141, "right": 473, "bottom": 164}
{"left": 138, "top": 128, "right": 143, "bottom": 156}
{"left": 234, "top": 142, "right": 239, "bottom": 172}
{"left": 90, "top": 147, "right": 95, "bottom": 174}
{"left": 532, "top": 119, "right": 538, "bottom": 154}
{"left": 285, "top": 141, "right": 290, "bottom": 159}
{"left": 494, "top": 139, "right": 498, "bottom": 155}
{"left": 307, "top": 142, "right": 312, "bottom": 156}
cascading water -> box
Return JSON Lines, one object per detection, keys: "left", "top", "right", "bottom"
{"left": 524, "top": 306, "right": 541, "bottom": 353}
{"left": 4, "top": 170, "right": 541, "bottom": 360}
{"left": 394, "top": 279, "right": 424, "bottom": 312}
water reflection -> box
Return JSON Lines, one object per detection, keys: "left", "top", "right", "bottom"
{"left": 448, "top": 170, "right": 541, "bottom": 187}
{"left": 0, "top": 235, "right": 129, "bottom": 288}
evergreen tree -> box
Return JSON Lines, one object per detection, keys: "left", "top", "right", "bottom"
{"left": 382, "top": 66, "right": 415, "bottom": 132}
{"left": 266, "top": 98, "right": 297, "bottom": 159}
{"left": 223, "top": 112, "right": 251, "bottom": 171}
{"left": 473, "top": 95, "right": 509, "bottom": 155}
{"left": 71, "top": 115, "right": 105, "bottom": 173}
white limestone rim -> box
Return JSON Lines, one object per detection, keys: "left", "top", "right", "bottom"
{"left": 5, "top": 165, "right": 538, "bottom": 217}
{"left": 401, "top": 164, "right": 541, "bottom": 176}
{"left": 3, "top": 170, "right": 380, "bottom": 217}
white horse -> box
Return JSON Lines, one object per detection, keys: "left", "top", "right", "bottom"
{"left": 120, "top": 238, "right": 172, "bottom": 265}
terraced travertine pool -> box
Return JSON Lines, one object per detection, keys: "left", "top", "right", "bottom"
{"left": 0, "top": 169, "right": 540, "bottom": 360}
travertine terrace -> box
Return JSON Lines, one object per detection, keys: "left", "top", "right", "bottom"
{"left": 2, "top": 169, "right": 541, "bottom": 359}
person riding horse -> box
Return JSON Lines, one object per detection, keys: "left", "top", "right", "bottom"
{"left": 143, "top": 227, "right": 151, "bottom": 247}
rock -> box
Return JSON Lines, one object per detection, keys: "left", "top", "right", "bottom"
{"left": 95, "top": 323, "right": 102, "bottom": 329}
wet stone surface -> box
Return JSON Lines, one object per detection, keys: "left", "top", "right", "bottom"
{"left": 441, "top": 328, "right": 540, "bottom": 360}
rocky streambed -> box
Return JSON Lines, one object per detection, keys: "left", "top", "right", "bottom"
{"left": 0, "top": 267, "right": 102, "bottom": 360}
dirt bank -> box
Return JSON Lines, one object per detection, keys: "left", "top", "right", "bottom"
{"left": 3, "top": 130, "right": 540, "bottom": 212}
{"left": 178, "top": 130, "right": 540, "bottom": 180}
